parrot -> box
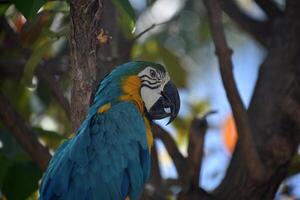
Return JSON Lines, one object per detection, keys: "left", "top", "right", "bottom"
{"left": 39, "top": 61, "right": 180, "bottom": 200}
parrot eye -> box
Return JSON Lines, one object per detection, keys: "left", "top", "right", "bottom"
{"left": 150, "top": 69, "right": 156, "bottom": 78}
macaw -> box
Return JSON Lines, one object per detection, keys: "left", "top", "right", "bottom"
{"left": 39, "top": 61, "right": 180, "bottom": 200}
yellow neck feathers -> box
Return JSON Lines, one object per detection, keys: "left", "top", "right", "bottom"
{"left": 120, "top": 75, "right": 153, "bottom": 149}
{"left": 120, "top": 76, "right": 144, "bottom": 113}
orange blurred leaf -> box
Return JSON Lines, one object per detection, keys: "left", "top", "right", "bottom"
{"left": 222, "top": 114, "right": 238, "bottom": 153}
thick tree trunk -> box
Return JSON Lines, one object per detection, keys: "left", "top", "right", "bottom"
{"left": 69, "top": 0, "right": 103, "bottom": 131}
{"left": 212, "top": 0, "right": 300, "bottom": 199}
{"left": 69, "top": 0, "right": 132, "bottom": 131}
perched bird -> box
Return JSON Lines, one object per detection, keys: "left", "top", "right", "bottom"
{"left": 39, "top": 61, "right": 180, "bottom": 200}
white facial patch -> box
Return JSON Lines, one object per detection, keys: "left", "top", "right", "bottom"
{"left": 138, "top": 66, "right": 170, "bottom": 111}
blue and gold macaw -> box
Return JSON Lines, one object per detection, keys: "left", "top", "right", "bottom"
{"left": 39, "top": 61, "right": 180, "bottom": 200}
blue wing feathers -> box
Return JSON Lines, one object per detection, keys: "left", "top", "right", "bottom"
{"left": 39, "top": 102, "right": 151, "bottom": 200}
{"left": 140, "top": 149, "right": 151, "bottom": 182}
{"left": 121, "top": 170, "right": 130, "bottom": 199}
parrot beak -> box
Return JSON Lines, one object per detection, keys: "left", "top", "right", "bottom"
{"left": 148, "top": 81, "right": 180, "bottom": 124}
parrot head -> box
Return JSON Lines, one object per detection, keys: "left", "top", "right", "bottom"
{"left": 91, "top": 61, "right": 180, "bottom": 124}
{"left": 136, "top": 62, "right": 180, "bottom": 124}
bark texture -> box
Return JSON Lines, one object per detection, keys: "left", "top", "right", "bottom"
{"left": 69, "top": 0, "right": 103, "bottom": 131}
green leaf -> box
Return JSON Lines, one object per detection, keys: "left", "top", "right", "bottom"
{"left": 0, "top": 80, "right": 31, "bottom": 120}
{"left": 113, "top": 0, "right": 135, "bottom": 38}
{"left": 0, "top": 3, "right": 10, "bottom": 15}
{"left": 10, "top": 0, "right": 45, "bottom": 19}
{"left": 190, "top": 101, "right": 210, "bottom": 116}
{"left": 42, "top": 1, "right": 70, "bottom": 13}
{"left": 0, "top": 154, "right": 13, "bottom": 187}
{"left": 112, "top": 0, "right": 135, "bottom": 22}
{"left": 21, "top": 39, "right": 53, "bottom": 87}
{"left": 2, "top": 161, "right": 42, "bottom": 200}
{"left": 43, "top": 27, "right": 69, "bottom": 39}
{"left": 0, "top": 124, "right": 25, "bottom": 158}
{"left": 36, "top": 77, "right": 53, "bottom": 107}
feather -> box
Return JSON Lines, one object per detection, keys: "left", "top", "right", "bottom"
{"left": 39, "top": 102, "right": 151, "bottom": 200}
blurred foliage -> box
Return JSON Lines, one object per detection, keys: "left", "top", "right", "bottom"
{"left": 0, "top": 0, "right": 272, "bottom": 199}
{"left": 10, "top": 0, "right": 45, "bottom": 19}
{"left": 172, "top": 101, "right": 209, "bottom": 145}
{"left": 113, "top": 0, "right": 135, "bottom": 29}
{"left": 22, "top": 39, "right": 54, "bottom": 87}
{"left": 113, "top": 0, "right": 135, "bottom": 23}
{"left": 0, "top": 1, "right": 71, "bottom": 198}
{"left": 132, "top": 39, "right": 187, "bottom": 87}
{"left": 0, "top": 125, "right": 42, "bottom": 200}
{"left": 113, "top": 0, "right": 136, "bottom": 38}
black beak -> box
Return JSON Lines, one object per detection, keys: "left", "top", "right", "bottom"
{"left": 148, "top": 81, "right": 180, "bottom": 124}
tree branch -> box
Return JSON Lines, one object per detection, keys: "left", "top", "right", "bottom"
{"left": 177, "top": 113, "right": 212, "bottom": 200}
{"left": 132, "top": 21, "right": 169, "bottom": 42}
{"left": 37, "top": 67, "right": 71, "bottom": 119}
{"left": 205, "top": 0, "right": 267, "bottom": 181}
{"left": 254, "top": 0, "right": 283, "bottom": 19}
{"left": 141, "top": 143, "right": 167, "bottom": 200}
{"left": 0, "top": 91, "right": 51, "bottom": 170}
{"left": 283, "top": 97, "right": 300, "bottom": 130}
{"left": 186, "top": 116, "right": 208, "bottom": 189}
{"left": 149, "top": 143, "right": 163, "bottom": 187}
{"left": 221, "top": 0, "right": 271, "bottom": 47}
{"left": 151, "top": 124, "right": 186, "bottom": 181}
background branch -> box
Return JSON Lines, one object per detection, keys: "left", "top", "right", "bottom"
{"left": 186, "top": 116, "right": 208, "bottom": 189}
{"left": 149, "top": 143, "right": 163, "bottom": 188}
{"left": 254, "top": 0, "right": 283, "bottom": 19}
{"left": 0, "top": 91, "right": 51, "bottom": 170}
{"left": 132, "top": 21, "right": 169, "bottom": 42}
{"left": 177, "top": 113, "right": 211, "bottom": 200}
{"left": 152, "top": 124, "right": 186, "bottom": 182}
{"left": 284, "top": 97, "right": 300, "bottom": 129}
{"left": 205, "top": 0, "right": 267, "bottom": 181}
{"left": 37, "top": 66, "right": 71, "bottom": 119}
{"left": 0, "top": 57, "right": 71, "bottom": 119}
{"left": 142, "top": 143, "right": 167, "bottom": 200}
{"left": 221, "top": 0, "right": 271, "bottom": 47}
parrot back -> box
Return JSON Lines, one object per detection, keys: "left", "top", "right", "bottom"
{"left": 39, "top": 102, "right": 151, "bottom": 200}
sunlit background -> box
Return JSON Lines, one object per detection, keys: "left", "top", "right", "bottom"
{"left": 130, "top": 0, "right": 299, "bottom": 198}
{"left": 0, "top": 0, "right": 298, "bottom": 199}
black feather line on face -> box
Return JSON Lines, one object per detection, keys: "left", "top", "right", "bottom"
{"left": 141, "top": 79, "right": 160, "bottom": 85}
{"left": 139, "top": 75, "right": 157, "bottom": 81}
{"left": 141, "top": 84, "right": 161, "bottom": 89}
